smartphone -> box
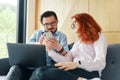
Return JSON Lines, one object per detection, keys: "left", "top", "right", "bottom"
{"left": 45, "top": 32, "right": 53, "bottom": 39}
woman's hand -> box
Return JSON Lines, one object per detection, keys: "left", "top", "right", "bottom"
{"left": 55, "top": 62, "right": 79, "bottom": 71}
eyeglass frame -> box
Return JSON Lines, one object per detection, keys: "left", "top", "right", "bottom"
{"left": 71, "top": 20, "right": 78, "bottom": 29}
{"left": 42, "top": 21, "right": 57, "bottom": 27}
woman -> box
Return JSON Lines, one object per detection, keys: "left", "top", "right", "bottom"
{"left": 29, "top": 13, "right": 108, "bottom": 80}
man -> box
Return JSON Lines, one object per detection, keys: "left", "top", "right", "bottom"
{"left": 29, "top": 11, "right": 69, "bottom": 65}
{"left": 5, "top": 11, "right": 69, "bottom": 80}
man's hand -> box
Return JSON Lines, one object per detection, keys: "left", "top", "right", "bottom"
{"left": 55, "top": 62, "right": 79, "bottom": 71}
{"left": 45, "top": 38, "right": 62, "bottom": 51}
{"left": 39, "top": 34, "right": 46, "bottom": 45}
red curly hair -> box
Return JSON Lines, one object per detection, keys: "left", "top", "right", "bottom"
{"left": 71, "top": 13, "right": 101, "bottom": 43}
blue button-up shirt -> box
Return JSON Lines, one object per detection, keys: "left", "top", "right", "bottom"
{"left": 29, "top": 29, "right": 69, "bottom": 65}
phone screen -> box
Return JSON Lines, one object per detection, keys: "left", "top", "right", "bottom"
{"left": 45, "top": 32, "right": 53, "bottom": 39}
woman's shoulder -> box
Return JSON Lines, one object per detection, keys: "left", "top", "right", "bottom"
{"left": 94, "top": 33, "right": 108, "bottom": 46}
{"left": 99, "top": 33, "right": 107, "bottom": 41}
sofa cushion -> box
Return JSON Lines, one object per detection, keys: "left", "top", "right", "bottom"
{"left": 101, "top": 44, "right": 120, "bottom": 80}
{"left": 0, "top": 58, "right": 10, "bottom": 75}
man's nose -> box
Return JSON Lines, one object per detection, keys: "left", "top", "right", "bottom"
{"left": 47, "top": 24, "right": 52, "bottom": 28}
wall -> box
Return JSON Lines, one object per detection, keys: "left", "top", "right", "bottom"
{"left": 26, "top": 0, "right": 36, "bottom": 42}
{"left": 89, "top": 0, "right": 120, "bottom": 44}
{"left": 27, "top": 0, "right": 120, "bottom": 44}
{"left": 26, "top": 0, "right": 41, "bottom": 42}
{"left": 39, "top": 0, "right": 89, "bottom": 43}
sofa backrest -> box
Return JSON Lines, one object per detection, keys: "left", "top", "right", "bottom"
{"left": 68, "top": 42, "right": 74, "bottom": 50}
{"left": 101, "top": 44, "right": 120, "bottom": 80}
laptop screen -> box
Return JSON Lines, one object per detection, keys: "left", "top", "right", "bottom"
{"left": 7, "top": 43, "right": 46, "bottom": 68}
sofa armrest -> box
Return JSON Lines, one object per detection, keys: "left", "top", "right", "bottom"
{"left": 0, "top": 58, "right": 10, "bottom": 75}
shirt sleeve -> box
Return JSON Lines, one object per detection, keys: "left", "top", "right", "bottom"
{"left": 48, "top": 50, "right": 73, "bottom": 62}
{"left": 78, "top": 34, "right": 108, "bottom": 71}
{"left": 28, "top": 30, "right": 43, "bottom": 43}
{"left": 28, "top": 30, "right": 38, "bottom": 42}
{"left": 58, "top": 33, "right": 69, "bottom": 52}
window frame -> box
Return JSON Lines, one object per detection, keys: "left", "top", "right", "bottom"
{"left": 16, "top": 0, "right": 27, "bottom": 43}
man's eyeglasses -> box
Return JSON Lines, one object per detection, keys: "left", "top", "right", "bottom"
{"left": 43, "top": 21, "right": 56, "bottom": 27}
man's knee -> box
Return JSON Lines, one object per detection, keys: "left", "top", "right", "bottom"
{"left": 5, "top": 65, "right": 22, "bottom": 80}
{"left": 30, "top": 67, "right": 48, "bottom": 80}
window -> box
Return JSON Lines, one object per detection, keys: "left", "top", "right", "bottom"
{"left": 0, "top": 0, "right": 27, "bottom": 58}
{"left": 0, "top": 0, "right": 17, "bottom": 58}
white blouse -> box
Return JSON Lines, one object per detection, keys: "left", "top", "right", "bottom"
{"left": 48, "top": 33, "right": 108, "bottom": 73}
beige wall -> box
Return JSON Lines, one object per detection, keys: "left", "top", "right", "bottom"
{"left": 89, "top": 0, "right": 120, "bottom": 44}
{"left": 26, "top": 0, "right": 35, "bottom": 42}
{"left": 39, "top": 0, "right": 89, "bottom": 43}
{"left": 27, "top": 0, "right": 120, "bottom": 44}
{"left": 26, "top": 0, "right": 40, "bottom": 42}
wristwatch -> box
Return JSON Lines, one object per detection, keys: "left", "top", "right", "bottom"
{"left": 57, "top": 47, "right": 64, "bottom": 53}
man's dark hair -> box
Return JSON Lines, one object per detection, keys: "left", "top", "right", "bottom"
{"left": 40, "top": 11, "right": 58, "bottom": 24}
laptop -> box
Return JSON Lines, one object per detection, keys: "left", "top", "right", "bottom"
{"left": 7, "top": 43, "right": 46, "bottom": 68}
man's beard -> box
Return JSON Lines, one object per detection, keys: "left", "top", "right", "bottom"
{"left": 45, "top": 28, "right": 57, "bottom": 34}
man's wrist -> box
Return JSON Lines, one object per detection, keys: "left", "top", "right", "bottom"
{"left": 56, "top": 47, "right": 67, "bottom": 56}
{"left": 60, "top": 50, "right": 67, "bottom": 56}
{"left": 57, "top": 47, "right": 64, "bottom": 53}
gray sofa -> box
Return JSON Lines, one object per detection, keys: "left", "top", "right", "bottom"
{"left": 0, "top": 43, "right": 120, "bottom": 80}
{"left": 101, "top": 44, "right": 120, "bottom": 80}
